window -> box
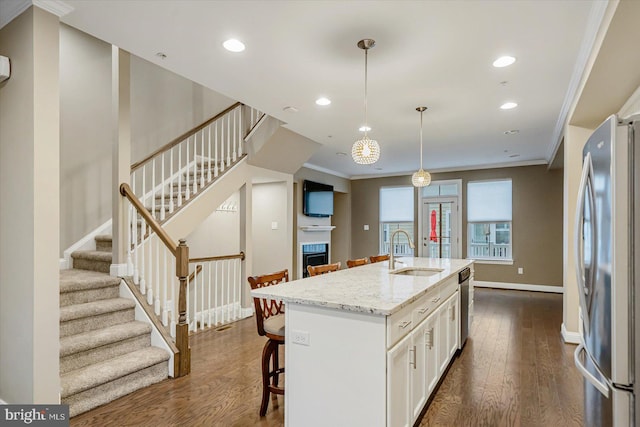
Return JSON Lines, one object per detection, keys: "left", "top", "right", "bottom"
{"left": 467, "top": 180, "right": 512, "bottom": 261}
{"left": 379, "top": 186, "right": 414, "bottom": 257}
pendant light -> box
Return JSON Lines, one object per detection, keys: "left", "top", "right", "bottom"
{"left": 412, "top": 106, "right": 431, "bottom": 187}
{"left": 351, "top": 39, "right": 380, "bottom": 165}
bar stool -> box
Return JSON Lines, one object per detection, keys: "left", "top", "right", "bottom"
{"left": 346, "top": 258, "right": 368, "bottom": 268}
{"left": 307, "top": 262, "right": 341, "bottom": 276}
{"left": 369, "top": 254, "right": 390, "bottom": 263}
{"left": 248, "top": 269, "right": 288, "bottom": 416}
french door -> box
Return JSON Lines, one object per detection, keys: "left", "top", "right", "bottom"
{"left": 421, "top": 198, "right": 459, "bottom": 258}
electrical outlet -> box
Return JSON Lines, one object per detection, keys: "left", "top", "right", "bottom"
{"left": 518, "top": 267, "right": 523, "bottom": 275}
{"left": 291, "top": 329, "right": 310, "bottom": 346}
{"left": 364, "top": 224, "right": 369, "bottom": 231}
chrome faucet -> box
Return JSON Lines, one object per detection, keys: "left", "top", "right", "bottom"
{"left": 389, "top": 229, "right": 415, "bottom": 269}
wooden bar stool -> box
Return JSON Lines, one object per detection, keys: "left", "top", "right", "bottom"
{"left": 248, "top": 269, "right": 289, "bottom": 416}
{"left": 307, "top": 262, "right": 341, "bottom": 276}
{"left": 346, "top": 258, "right": 368, "bottom": 268}
{"left": 369, "top": 254, "right": 390, "bottom": 263}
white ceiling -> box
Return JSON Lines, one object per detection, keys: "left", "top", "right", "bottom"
{"left": 59, "top": 0, "right": 600, "bottom": 178}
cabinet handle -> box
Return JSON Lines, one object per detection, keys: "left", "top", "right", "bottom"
{"left": 418, "top": 307, "right": 429, "bottom": 314}
{"left": 432, "top": 297, "right": 441, "bottom": 304}
{"left": 425, "top": 328, "right": 434, "bottom": 349}
{"left": 409, "top": 345, "right": 417, "bottom": 369}
{"left": 399, "top": 320, "right": 412, "bottom": 329}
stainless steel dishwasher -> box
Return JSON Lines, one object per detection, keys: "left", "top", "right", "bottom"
{"left": 458, "top": 267, "right": 471, "bottom": 348}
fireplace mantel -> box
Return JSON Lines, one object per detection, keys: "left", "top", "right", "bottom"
{"left": 299, "top": 225, "right": 336, "bottom": 232}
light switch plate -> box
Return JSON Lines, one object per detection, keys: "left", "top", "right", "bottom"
{"left": 518, "top": 267, "right": 523, "bottom": 274}
{"left": 364, "top": 224, "right": 369, "bottom": 231}
{"left": 271, "top": 221, "right": 278, "bottom": 230}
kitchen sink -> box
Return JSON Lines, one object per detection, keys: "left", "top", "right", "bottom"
{"left": 390, "top": 267, "right": 443, "bottom": 277}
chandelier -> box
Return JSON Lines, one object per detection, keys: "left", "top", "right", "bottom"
{"left": 412, "top": 106, "right": 431, "bottom": 187}
{"left": 352, "top": 39, "right": 380, "bottom": 165}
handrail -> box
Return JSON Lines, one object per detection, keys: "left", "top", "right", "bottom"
{"left": 130, "top": 102, "right": 242, "bottom": 172}
{"left": 188, "top": 265, "right": 203, "bottom": 284}
{"left": 120, "top": 183, "right": 177, "bottom": 256}
{"left": 189, "top": 251, "right": 245, "bottom": 263}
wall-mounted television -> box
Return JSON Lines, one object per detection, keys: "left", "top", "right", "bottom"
{"left": 303, "top": 180, "right": 334, "bottom": 217}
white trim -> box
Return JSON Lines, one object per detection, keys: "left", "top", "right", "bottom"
{"left": 618, "top": 84, "right": 640, "bottom": 120}
{"left": 61, "top": 219, "right": 112, "bottom": 270}
{"left": 301, "top": 163, "right": 351, "bottom": 179}
{"left": 0, "top": 398, "right": 6, "bottom": 404}
{"left": 299, "top": 225, "right": 336, "bottom": 232}
{"left": 59, "top": 258, "right": 68, "bottom": 270}
{"left": 469, "top": 258, "right": 514, "bottom": 266}
{"left": 110, "top": 263, "right": 128, "bottom": 277}
{"left": 561, "top": 323, "right": 581, "bottom": 345}
{"left": 0, "top": 0, "right": 30, "bottom": 30}
{"left": 32, "top": 0, "right": 74, "bottom": 17}
{"left": 119, "top": 280, "right": 175, "bottom": 377}
{"left": 349, "top": 159, "right": 548, "bottom": 180}
{"left": 546, "top": 0, "right": 610, "bottom": 165}
{"left": 241, "top": 307, "right": 254, "bottom": 318}
{"left": 243, "top": 113, "right": 268, "bottom": 142}
{"left": 474, "top": 280, "right": 563, "bottom": 294}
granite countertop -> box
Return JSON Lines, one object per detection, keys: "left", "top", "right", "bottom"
{"left": 250, "top": 257, "right": 473, "bottom": 316}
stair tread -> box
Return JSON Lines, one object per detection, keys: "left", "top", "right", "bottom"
{"left": 61, "top": 347, "right": 169, "bottom": 398}
{"left": 60, "top": 298, "right": 135, "bottom": 322}
{"left": 94, "top": 235, "right": 112, "bottom": 242}
{"left": 60, "top": 321, "right": 151, "bottom": 357}
{"left": 71, "top": 250, "right": 112, "bottom": 262}
{"left": 60, "top": 269, "right": 120, "bottom": 293}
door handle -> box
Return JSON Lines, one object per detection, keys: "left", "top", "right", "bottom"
{"left": 574, "top": 343, "right": 610, "bottom": 398}
{"left": 574, "top": 152, "right": 593, "bottom": 336}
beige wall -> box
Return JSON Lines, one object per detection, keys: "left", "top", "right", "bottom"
{"left": 292, "top": 167, "right": 351, "bottom": 279}
{"left": 0, "top": 7, "right": 60, "bottom": 403}
{"left": 59, "top": 25, "right": 112, "bottom": 253}
{"left": 185, "top": 192, "right": 240, "bottom": 259}
{"left": 350, "top": 165, "right": 563, "bottom": 286}
{"left": 252, "top": 182, "right": 290, "bottom": 276}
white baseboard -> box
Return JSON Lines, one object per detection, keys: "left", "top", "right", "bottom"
{"left": 61, "top": 219, "right": 112, "bottom": 270}
{"left": 241, "top": 307, "right": 254, "bottom": 318}
{"left": 561, "top": 323, "right": 581, "bottom": 345}
{"left": 119, "top": 280, "right": 175, "bottom": 378}
{"left": 110, "top": 263, "right": 128, "bottom": 277}
{"left": 474, "top": 280, "right": 563, "bottom": 294}
{"left": 193, "top": 302, "right": 253, "bottom": 326}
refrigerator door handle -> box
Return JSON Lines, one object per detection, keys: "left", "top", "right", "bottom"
{"left": 574, "top": 343, "right": 610, "bottom": 398}
{"left": 574, "top": 152, "right": 594, "bottom": 335}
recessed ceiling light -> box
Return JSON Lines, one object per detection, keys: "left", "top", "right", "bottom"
{"left": 493, "top": 56, "right": 516, "bottom": 67}
{"left": 283, "top": 106, "right": 299, "bottom": 113}
{"left": 315, "top": 97, "right": 331, "bottom": 106}
{"left": 156, "top": 52, "right": 167, "bottom": 59}
{"left": 504, "top": 129, "right": 520, "bottom": 135}
{"left": 359, "top": 125, "right": 372, "bottom": 132}
{"left": 223, "top": 39, "right": 245, "bottom": 52}
{"left": 500, "top": 102, "right": 518, "bottom": 110}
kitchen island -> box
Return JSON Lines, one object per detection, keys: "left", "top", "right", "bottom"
{"left": 251, "top": 257, "right": 473, "bottom": 427}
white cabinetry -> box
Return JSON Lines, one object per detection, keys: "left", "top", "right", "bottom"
{"left": 387, "top": 281, "right": 460, "bottom": 427}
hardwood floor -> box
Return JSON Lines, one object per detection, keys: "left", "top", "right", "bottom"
{"left": 419, "top": 288, "right": 584, "bottom": 427}
{"left": 71, "top": 288, "right": 583, "bottom": 427}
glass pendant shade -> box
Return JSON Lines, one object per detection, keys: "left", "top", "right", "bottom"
{"left": 352, "top": 136, "right": 380, "bottom": 164}
{"left": 412, "top": 168, "right": 431, "bottom": 187}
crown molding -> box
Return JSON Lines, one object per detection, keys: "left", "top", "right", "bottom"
{"left": 33, "top": 0, "right": 74, "bottom": 17}
{"left": 0, "top": 0, "right": 73, "bottom": 30}
{"left": 546, "top": 0, "right": 610, "bottom": 164}
{"left": 349, "top": 159, "right": 548, "bottom": 180}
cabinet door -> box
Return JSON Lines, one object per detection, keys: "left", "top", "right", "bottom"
{"left": 423, "top": 310, "right": 439, "bottom": 395}
{"left": 411, "top": 321, "right": 427, "bottom": 422}
{"left": 437, "top": 300, "right": 450, "bottom": 376}
{"left": 448, "top": 292, "right": 459, "bottom": 358}
{"left": 387, "top": 333, "right": 412, "bottom": 427}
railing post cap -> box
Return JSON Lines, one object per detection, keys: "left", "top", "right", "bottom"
{"left": 179, "top": 239, "right": 187, "bottom": 245}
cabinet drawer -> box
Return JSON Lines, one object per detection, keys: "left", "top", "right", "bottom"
{"left": 439, "top": 276, "right": 458, "bottom": 302}
{"left": 387, "top": 303, "right": 414, "bottom": 348}
{"left": 411, "top": 289, "right": 438, "bottom": 326}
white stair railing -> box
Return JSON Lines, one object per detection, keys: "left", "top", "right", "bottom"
{"left": 187, "top": 253, "right": 247, "bottom": 333}
{"left": 129, "top": 102, "right": 264, "bottom": 224}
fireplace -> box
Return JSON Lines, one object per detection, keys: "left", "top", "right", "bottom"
{"left": 302, "top": 243, "right": 329, "bottom": 278}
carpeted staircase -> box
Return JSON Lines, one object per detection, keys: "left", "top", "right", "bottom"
{"left": 61, "top": 235, "right": 169, "bottom": 417}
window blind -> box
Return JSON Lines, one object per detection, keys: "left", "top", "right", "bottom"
{"left": 380, "top": 186, "right": 414, "bottom": 222}
{"left": 467, "top": 180, "right": 512, "bottom": 222}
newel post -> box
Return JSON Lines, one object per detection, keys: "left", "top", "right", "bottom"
{"left": 175, "top": 238, "right": 191, "bottom": 376}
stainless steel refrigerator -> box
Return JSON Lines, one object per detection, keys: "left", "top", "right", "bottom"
{"left": 574, "top": 114, "right": 639, "bottom": 426}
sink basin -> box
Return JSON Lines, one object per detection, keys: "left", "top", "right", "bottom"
{"left": 390, "top": 267, "right": 443, "bottom": 277}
